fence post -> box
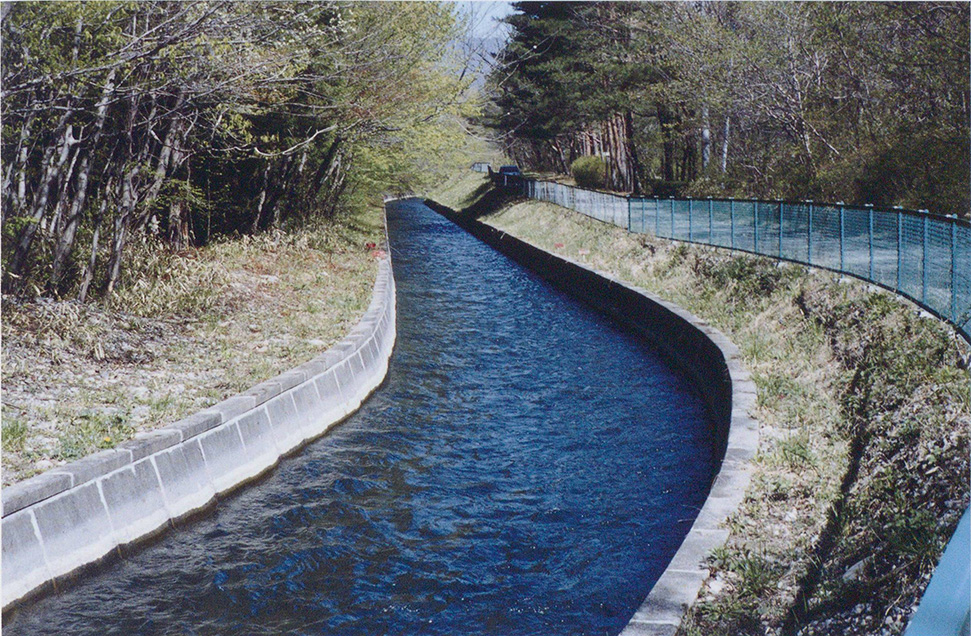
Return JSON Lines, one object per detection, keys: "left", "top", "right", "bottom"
{"left": 778, "top": 201, "right": 784, "bottom": 259}
{"left": 688, "top": 198, "right": 694, "bottom": 242}
{"left": 654, "top": 196, "right": 660, "bottom": 236}
{"left": 951, "top": 217, "right": 958, "bottom": 322}
{"left": 922, "top": 210, "right": 929, "bottom": 306}
{"left": 627, "top": 197, "right": 632, "bottom": 233}
{"left": 866, "top": 204, "right": 874, "bottom": 281}
{"left": 896, "top": 209, "right": 903, "bottom": 291}
{"left": 755, "top": 202, "right": 760, "bottom": 254}
{"left": 670, "top": 197, "right": 675, "bottom": 239}
{"left": 730, "top": 199, "right": 736, "bottom": 250}
{"left": 807, "top": 201, "right": 814, "bottom": 265}
{"left": 707, "top": 197, "right": 713, "bottom": 242}
{"left": 839, "top": 202, "right": 845, "bottom": 271}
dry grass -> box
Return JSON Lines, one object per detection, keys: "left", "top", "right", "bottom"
{"left": 2, "top": 207, "right": 384, "bottom": 485}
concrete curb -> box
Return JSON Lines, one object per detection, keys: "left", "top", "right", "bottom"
{"left": 1, "top": 243, "right": 397, "bottom": 611}
{"left": 425, "top": 199, "right": 759, "bottom": 636}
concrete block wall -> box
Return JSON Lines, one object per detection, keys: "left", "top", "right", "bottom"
{"left": 1, "top": 256, "right": 397, "bottom": 611}
{"left": 425, "top": 199, "right": 759, "bottom": 636}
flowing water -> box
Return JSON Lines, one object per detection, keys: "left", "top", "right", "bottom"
{"left": 5, "top": 199, "right": 717, "bottom": 636}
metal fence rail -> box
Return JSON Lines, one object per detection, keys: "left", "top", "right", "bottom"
{"left": 514, "top": 178, "right": 971, "bottom": 345}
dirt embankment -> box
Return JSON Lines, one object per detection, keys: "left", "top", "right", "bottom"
{"left": 2, "top": 211, "right": 384, "bottom": 486}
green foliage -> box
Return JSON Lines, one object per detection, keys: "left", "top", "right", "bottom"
{"left": 571, "top": 155, "right": 606, "bottom": 189}
{"left": 691, "top": 253, "right": 804, "bottom": 304}
{"left": 2, "top": 417, "right": 29, "bottom": 453}
{"left": 489, "top": 2, "right": 970, "bottom": 216}
{"left": 2, "top": 1, "right": 472, "bottom": 300}
{"left": 58, "top": 411, "right": 135, "bottom": 461}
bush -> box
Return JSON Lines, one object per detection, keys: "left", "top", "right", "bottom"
{"left": 649, "top": 180, "right": 690, "bottom": 198}
{"left": 571, "top": 155, "right": 606, "bottom": 189}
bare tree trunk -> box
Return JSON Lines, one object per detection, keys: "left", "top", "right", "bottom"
{"left": 106, "top": 172, "right": 135, "bottom": 294}
{"left": 2, "top": 106, "right": 35, "bottom": 220}
{"left": 701, "top": 105, "right": 711, "bottom": 170}
{"left": 658, "top": 104, "right": 676, "bottom": 182}
{"left": 625, "top": 110, "right": 642, "bottom": 194}
{"left": 251, "top": 161, "right": 272, "bottom": 233}
{"left": 308, "top": 136, "right": 342, "bottom": 207}
{"left": 721, "top": 115, "right": 730, "bottom": 173}
{"left": 51, "top": 68, "right": 118, "bottom": 288}
{"left": 6, "top": 118, "right": 77, "bottom": 288}
{"left": 78, "top": 192, "right": 109, "bottom": 303}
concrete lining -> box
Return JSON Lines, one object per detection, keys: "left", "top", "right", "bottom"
{"left": 426, "top": 198, "right": 759, "bottom": 635}
{"left": 1, "top": 248, "right": 397, "bottom": 610}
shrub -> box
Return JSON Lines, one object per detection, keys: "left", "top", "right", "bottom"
{"left": 571, "top": 155, "right": 606, "bottom": 189}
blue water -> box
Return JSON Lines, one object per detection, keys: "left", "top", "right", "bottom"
{"left": 4, "top": 199, "right": 716, "bottom": 635}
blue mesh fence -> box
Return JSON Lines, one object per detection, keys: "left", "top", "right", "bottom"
{"left": 511, "top": 178, "right": 971, "bottom": 344}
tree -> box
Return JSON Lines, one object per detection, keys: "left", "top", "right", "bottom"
{"left": 1, "top": 1, "right": 473, "bottom": 299}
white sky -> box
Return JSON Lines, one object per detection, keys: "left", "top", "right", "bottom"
{"left": 456, "top": 1, "right": 516, "bottom": 39}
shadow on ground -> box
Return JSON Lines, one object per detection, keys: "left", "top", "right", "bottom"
{"left": 451, "top": 182, "right": 521, "bottom": 220}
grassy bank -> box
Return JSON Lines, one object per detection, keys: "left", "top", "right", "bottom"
{"left": 429, "top": 174, "right": 970, "bottom": 636}
{"left": 2, "top": 207, "right": 384, "bottom": 486}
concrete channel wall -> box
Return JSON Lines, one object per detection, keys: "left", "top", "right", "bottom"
{"left": 425, "top": 200, "right": 759, "bottom": 636}
{"left": 1, "top": 255, "right": 397, "bottom": 611}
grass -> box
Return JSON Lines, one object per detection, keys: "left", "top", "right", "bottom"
{"left": 428, "top": 173, "right": 969, "bottom": 636}
{"left": 1, "top": 205, "right": 385, "bottom": 485}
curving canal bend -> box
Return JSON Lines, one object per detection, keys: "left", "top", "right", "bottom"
{"left": 5, "top": 199, "right": 717, "bottom": 636}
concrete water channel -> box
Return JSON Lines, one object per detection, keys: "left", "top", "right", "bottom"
{"left": 5, "top": 199, "right": 719, "bottom": 635}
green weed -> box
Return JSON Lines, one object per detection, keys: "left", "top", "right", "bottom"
{"left": 57, "top": 411, "right": 135, "bottom": 460}
{"left": 2, "top": 417, "right": 29, "bottom": 453}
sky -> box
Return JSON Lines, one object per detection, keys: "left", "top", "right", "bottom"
{"left": 457, "top": 1, "right": 516, "bottom": 40}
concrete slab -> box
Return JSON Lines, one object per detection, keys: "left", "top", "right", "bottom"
{"left": 49, "top": 449, "right": 133, "bottom": 488}
{"left": 667, "top": 528, "right": 729, "bottom": 572}
{"left": 345, "top": 350, "right": 368, "bottom": 401}
{"left": 709, "top": 468, "right": 752, "bottom": 501}
{"left": 152, "top": 439, "right": 215, "bottom": 518}
{"left": 359, "top": 336, "right": 378, "bottom": 368}
{"left": 272, "top": 369, "right": 307, "bottom": 394}
{"left": 291, "top": 381, "right": 323, "bottom": 429}
{"left": 120, "top": 429, "right": 182, "bottom": 462}
{"left": 691, "top": 497, "right": 736, "bottom": 530}
{"left": 314, "top": 361, "right": 342, "bottom": 395}
{"left": 333, "top": 357, "right": 357, "bottom": 404}
{"left": 170, "top": 411, "right": 222, "bottom": 441}
{"left": 1, "top": 510, "right": 52, "bottom": 608}
{"left": 726, "top": 423, "right": 759, "bottom": 455}
{"left": 235, "top": 407, "right": 280, "bottom": 474}
{"left": 32, "top": 481, "right": 115, "bottom": 580}
{"left": 316, "top": 349, "right": 344, "bottom": 370}
{"left": 203, "top": 395, "right": 256, "bottom": 425}
{"left": 2, "top": 472, "right": 74, "bottom": 518}
{"left": 630, "top": 569, "right": 707, "bottom": 624}
{"left": 197, "top": 423, "right": 249, "bottom": 494}
{"left": 265, "top": 393, "right": 302, "bottom": 453}
{"left": 619, "top": 621, "right": 678, "bottom": 636}
{"left": 295, "top": 358, "right": 329, "bottom": 381}
{"left": 100, "top": 459, "right": 169, "bottom": 545}
{"left": 243, "top": 380, "right": 283, "bottom": 407}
